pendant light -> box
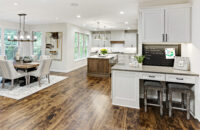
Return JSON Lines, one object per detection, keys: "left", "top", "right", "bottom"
{"left": 94, "top": 22, "right": 101, "bottom": 40}
{"left": 7, "top": 14, "right": 37, "bottom": 42}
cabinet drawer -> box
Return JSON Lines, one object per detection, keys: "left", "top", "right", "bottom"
{"left": 166, "top": 74, "right": 196, "bottom": 84}
{"left": 140, "top": 73, "right": 165, "bottom": 81}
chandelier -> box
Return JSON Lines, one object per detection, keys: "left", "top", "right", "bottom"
{"left": 7, "top": 14, "right": 37, "bottom": 42}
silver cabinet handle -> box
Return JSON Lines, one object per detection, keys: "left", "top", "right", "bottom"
{"left": 166, "top": 34, "right": 168, "bottom": 42}
{"left": 149, "top": 75, "right": 156, "bottom": 78}
{"left": 176, "top": 78, "right": 183, "bottom": 80}
{"left": 162, "top": 34, "right": 165, "bottom": 42}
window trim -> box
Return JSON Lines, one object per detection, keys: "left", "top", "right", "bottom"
{"left": 74, "top": 32, "right": 89, "bottom": 61}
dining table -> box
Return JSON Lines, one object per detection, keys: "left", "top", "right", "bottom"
{"left": 13, "top": 62, "right": 40, "bottom": 86}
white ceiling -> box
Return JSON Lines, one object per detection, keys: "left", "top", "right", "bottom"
{"left": 0, "top": 0, "right": 190, "bottom": 31}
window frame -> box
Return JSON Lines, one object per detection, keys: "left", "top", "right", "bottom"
{"left": 74, "top": 32, "right": 89, "bottom": 61}
{"left": 4, "top": 29, "right": 18, "bottom": 60}
{"left": 32, "top": 31, "right": 42, "bottom": 60}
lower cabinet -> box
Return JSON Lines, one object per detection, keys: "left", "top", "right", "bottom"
{"left": 112, "top": 70, "right": 140, "bottom": 109}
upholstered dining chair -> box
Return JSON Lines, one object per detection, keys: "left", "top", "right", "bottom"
{"left": 0, "top": 55, "right": 7, "bottom": 77}
{"left": 28, "top": 58, "right": 52, "bottom": 86}
{"left": 0, "top": 60, "right": 27, "bottom": 89}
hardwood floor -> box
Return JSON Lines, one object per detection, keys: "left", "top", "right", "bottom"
{"left": 0, "top": 67, "right": 199, "bottom": 130}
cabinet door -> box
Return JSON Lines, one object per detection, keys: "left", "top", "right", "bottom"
{"left": 165, "top": 7, "right": 191, "bottom": 43}
{"left": 142, "top": 9, "right": 165, "bottom": 42}
{"left": 112, "top": 71, "right": 139, "bottom": 109}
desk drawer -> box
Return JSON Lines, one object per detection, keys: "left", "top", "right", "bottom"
{"left": 166, "top": 74, "right": 196, "bottom": 84}
{"left": 140, "top": 73, "right": 165, "bottom": 81}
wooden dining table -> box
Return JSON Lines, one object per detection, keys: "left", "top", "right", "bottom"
{"left": 14, "top": 62, "right": 40, "bottom": 72}
{"left": 13, "top": 62, "right": 40, "bottom": 86}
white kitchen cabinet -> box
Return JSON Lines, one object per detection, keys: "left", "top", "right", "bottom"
{"left": 112, "top": 71, "right": 140, "bottom": 109}
{"left": 141, "top": 5, "right": 191, "bottom": 43}
{"left": 125, "top": 32, "right": 137, "bottom": 47}
{"left": 142, "top": 9, "right": 165, "bottom": 43}
{"left": 165, "top": 7, "right": 191, "bottom": 43}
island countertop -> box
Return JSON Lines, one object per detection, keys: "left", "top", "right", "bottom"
{"left": 88, "top": 54, "right": 117, "bottom": 59}
{"left": 112, "top": 63, "right": 199, "bottom": 76}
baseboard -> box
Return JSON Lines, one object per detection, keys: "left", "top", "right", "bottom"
{"left": 50, "top": 64, "right": 87, "bottom": 73}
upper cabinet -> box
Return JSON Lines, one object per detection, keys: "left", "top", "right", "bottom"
{"left": 141, "top": 5, "right": 191, "bottom": 43}
{"left": 142, "top": 9, "right": 165, "bottom": 42}
{"left": 165, "top": 7, "right": 191, "bottom": 43}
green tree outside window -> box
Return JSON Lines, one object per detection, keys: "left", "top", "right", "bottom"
{"left": 33, "top": 32, "right": 42, "bottom": 59}
{"left": 4, "top": 29, "right": 18, "bottom": 60}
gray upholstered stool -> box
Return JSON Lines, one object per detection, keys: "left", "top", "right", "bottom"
{"left": 144, "top": 80, "right": 164, "bottom": 116}
{"left": 168, "top": 83, "right": 193, "bottom": 120}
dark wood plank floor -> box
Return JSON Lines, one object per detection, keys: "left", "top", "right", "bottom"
{"left": 0, "top": 67, "right": 199, "bottom": 130}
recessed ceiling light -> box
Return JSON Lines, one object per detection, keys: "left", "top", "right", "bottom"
{"left": 76, "top": 15, "right": 81, "bottom": 18}
{"left": 14, "top": 2, "right": 19, "bottom": 6}
{"left": 125, "top": 21, "right": 128, "bottom": 24}
{"left": 120, "top": 11, "right": 124, "bottom": 15}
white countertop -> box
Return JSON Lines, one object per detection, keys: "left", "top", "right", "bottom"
{"left": 112, "top": 64, "right": 199, "bottom": 76}
{"left": 88, "top": 54, "right": 117, "bottom": 59}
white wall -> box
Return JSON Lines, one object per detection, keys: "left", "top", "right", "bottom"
{"left": 30, "top": 23, "right": 68, "bottom": 72}
{"left": 30, "top": 23, "right": 92, "bottom": 73}
{"left": 66, "top": 24, "right": 92, "bottom": 72}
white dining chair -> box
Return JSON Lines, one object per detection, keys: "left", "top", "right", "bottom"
{"left": 0, "top": 55, "right": 7, "bottom": 78}
{"left": 0, "top": 60, "right": 27, "bottom": 89}
{"left": 28, "top": 58, "right": 52, "bottom": 86}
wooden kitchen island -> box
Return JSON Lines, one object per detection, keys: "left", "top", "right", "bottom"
{"left": 87, "top": 54, "right": 117, "bottom": 77}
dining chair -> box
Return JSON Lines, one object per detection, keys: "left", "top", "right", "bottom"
{"left": 0, "top": 55, "right": 7, "bottom": 77}
{"left": 0, "top": 60, "right": 27, "bottom": 89}
{"left": 28, "top": 58, "right": 52, "bottom": 86}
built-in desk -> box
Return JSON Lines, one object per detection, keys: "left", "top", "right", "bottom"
{"left": 111, "top": 64, "right": 200, "bottom": 121}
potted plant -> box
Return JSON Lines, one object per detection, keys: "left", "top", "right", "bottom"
{"left": 134, "top": 55, "right": 145, "bottom": 68}
{"left": 100, "top": 49, "right": 108, "bottom": 56}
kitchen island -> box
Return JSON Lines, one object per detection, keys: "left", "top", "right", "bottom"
{"left": 87, "top": 54, "right": 117, "bottom": 77}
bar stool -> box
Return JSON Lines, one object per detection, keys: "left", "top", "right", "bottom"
{"left": 144, "top": 80, "right": 165, "bottom": 116}
{"left": 168, "top": 83, "right": 193, "bottom": 120}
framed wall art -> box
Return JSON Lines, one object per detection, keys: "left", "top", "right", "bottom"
{"left": 45, "top": 32, "right": 63, "bottom": 60}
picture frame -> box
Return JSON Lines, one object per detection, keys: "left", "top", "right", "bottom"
{"left": 173, "top": 56, "right": 190, "bottom": 71}
{"left": 45, "top": 32, "right": 63, "bottom": 61}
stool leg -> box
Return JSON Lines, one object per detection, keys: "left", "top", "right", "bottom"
{"left": 158, "top": 91, "right": 160, "bottom": 104}
{"left": 181, "top": 93, "right": 185, "bottom": 108}
{"left": 144, "top": 87, "right": 147, "bottom": 112}
{"left": 160, "top": 89, "right": 163, "bottom": 116}
{"left": 166, "top": 86, "right": 168, "bottom": 108}
{"left": 169, "top": 90, "right": 172, "bottom": 117}
{"left": 186, "top": 92, "right": 191, "bottom": 120}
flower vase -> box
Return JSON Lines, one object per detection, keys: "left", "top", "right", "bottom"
{"left": 138, "top": 63, "right": 143, "bottom": 68}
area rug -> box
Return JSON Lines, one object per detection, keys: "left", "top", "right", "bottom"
{"left": 0, "top": 75, "right": 68, "bottom": 100}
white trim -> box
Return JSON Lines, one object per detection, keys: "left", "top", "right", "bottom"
{"left": 140, "top": 3, "right": 192, "bottom": 10}
{"left": 50, "top": 64, "right": 87, "bottom": 73}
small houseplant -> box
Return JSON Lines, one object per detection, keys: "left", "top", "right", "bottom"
{"left": 100, "top": 49, "right": 108, "bottom": 55}
{"left": 134, "top": 55, "right": 145, "bottom": 68}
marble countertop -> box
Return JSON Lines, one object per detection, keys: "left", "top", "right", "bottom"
{"left": 88, "top": 54, "right": 117, "bottom": 59}
{"left": 112, "top": 64, "right": 199, "bottom": 76}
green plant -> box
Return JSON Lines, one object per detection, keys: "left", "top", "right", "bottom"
{"left": 100, "top": 49, "right": 108, "bottom": 55}
{"left": 134, "top": 55, "right": 145, "bottom": 63}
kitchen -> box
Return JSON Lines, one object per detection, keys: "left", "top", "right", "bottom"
{"left": 88, "top": 3, "right": 200, "bottom": 121}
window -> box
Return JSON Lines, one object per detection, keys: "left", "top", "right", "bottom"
{"left": 74, "top": 32, "right": 89, "bottom": 60}
{"left": 33, "top": 32, "right": 42, "bottom": 59}
{"left": 4, "top": 29, "right": 18, "bottom": 60}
